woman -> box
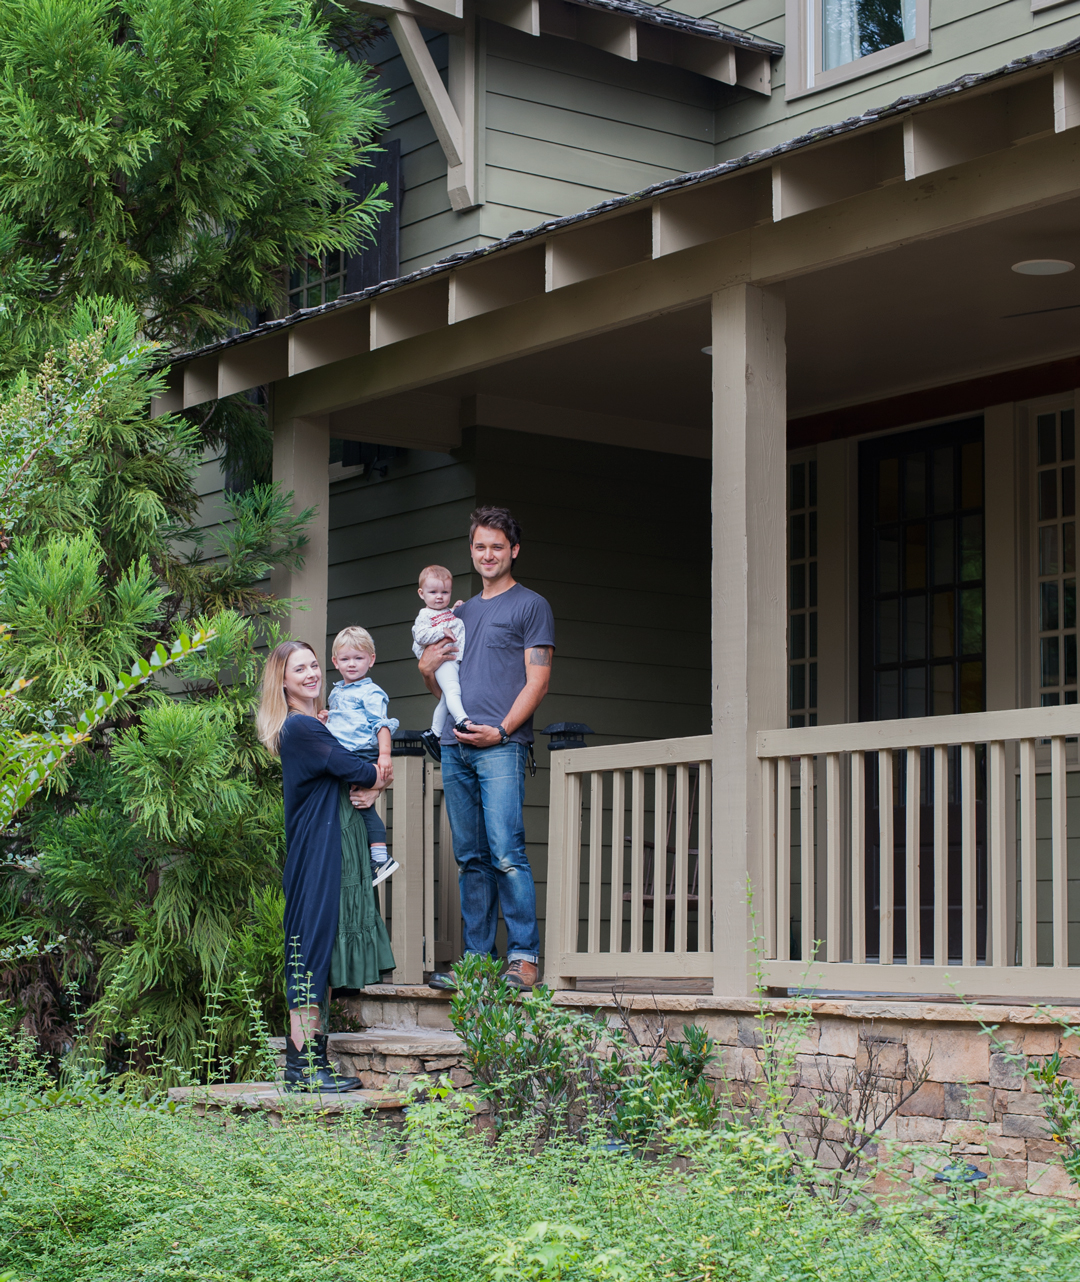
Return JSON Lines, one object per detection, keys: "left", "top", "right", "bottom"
{"left": 257, "top": 640, "right": 396, "bottom": 1091}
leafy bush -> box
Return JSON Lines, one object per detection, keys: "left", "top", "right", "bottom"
{"left": 450, "top": 956, "right": 720, "bottom": 1144}
{"left": 1, "top": 1071, "right": 1078, "bottom": 1282}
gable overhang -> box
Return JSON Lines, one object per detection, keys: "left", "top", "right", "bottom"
{"left": 163, "top": 39, "right": 1080, "bottom": 440}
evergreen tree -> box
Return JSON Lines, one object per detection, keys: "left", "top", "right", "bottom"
{"left": 0, "top": 307, "right": 302, "bottom": 1074}
{"left": 0, "top": 0, "right": 387, "bottom": 355}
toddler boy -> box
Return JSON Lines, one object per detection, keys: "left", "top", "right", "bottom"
{"left": 322, "top": 626, "right": 400, "bottom": 887}
{"left": 412, "top": 565, "right": 471, "bottom": 761}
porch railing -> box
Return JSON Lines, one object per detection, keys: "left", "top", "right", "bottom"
{"left": 374, "top": 757, "right": 460, "bottom": 984}
{"left": 758, "top": 706, "right": 1080, "bottom": 998}
{"left": 545, "top": 736, "right": 714, "bottom": 988}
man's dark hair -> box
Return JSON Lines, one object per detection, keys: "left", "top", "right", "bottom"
{"left": 469, "top": 505, "right": 522, "bottom": 548}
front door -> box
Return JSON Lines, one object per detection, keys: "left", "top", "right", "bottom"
{"left": 858, "top": 418, "right": 986, "bottom": 961}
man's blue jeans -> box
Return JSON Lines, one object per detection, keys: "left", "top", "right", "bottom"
{"left": 439, "top": 741, "right": 540, "bottom": 964}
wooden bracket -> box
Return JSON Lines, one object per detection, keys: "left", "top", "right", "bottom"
{"left": 387, "top": 11, "right": 478, "bottom": 210}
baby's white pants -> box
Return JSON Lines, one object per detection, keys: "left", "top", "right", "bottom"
{"left": 431, "top": 659, "right": 469, "bottom": 734}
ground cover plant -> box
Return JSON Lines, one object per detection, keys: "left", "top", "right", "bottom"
{"left": 1, "top": 1062, "right": 1078, "bottom": 1282}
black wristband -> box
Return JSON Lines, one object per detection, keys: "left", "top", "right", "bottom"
{"left": 497, "top": 725, "right": 511, "bottom": 745}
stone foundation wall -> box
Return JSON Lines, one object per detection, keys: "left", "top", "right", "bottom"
{"left": 338, "top": 985, "right": 1078, "bottom": 1199}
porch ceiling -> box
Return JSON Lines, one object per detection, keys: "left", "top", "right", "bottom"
{"left": 400, "top": 193, "right": 1080, "bottom": 440}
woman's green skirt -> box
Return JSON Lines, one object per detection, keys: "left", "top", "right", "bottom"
{"left": 328, "top": 785, "right": 396, "bottom": 991}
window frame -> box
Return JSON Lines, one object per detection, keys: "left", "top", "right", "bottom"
{"left": 786, "top": 0, "right": 931, "bottom": 100}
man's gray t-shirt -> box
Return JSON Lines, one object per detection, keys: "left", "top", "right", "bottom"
{"left": 440, "top": 583, "right": 555, "bottom": 745}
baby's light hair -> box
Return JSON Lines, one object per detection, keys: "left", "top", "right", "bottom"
{"left": 418, "top": 564, "right": 453, "bottom": 589}
{"left": 332, "top": 625, "right": 376, "bottom": 657}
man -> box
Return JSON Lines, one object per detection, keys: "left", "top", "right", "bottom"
{"left": 419, "top": 506, "right": 554, "bottom": 992}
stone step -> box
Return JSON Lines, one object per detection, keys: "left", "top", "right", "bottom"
{"left": 168, "top": 1081, "right": 409, "bottom": 1125}
{"left": 268, "top": 1027, "right": 469, "bottom": 1091}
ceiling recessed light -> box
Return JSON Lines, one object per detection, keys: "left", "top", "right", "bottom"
{"left": 1011, "top": 259, "right": 1075, "bottom": 275}
{"left": 701, "top": 345, "right": 713, "bottom": 355}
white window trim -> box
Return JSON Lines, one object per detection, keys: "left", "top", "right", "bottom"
{"left": 786, "top": 0, "right": 931, "bottom": 100}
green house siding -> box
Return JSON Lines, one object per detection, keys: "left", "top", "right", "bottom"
{"left": 372, "top": 29, "right": 489, "bottom": 273}
{"left": 372, "top": 3, "right": 1080, "bottom": 277}
{"left": 691, "top": 0, "right": 1080, "bottom": 160}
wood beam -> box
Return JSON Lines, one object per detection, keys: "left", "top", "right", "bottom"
{"left": 183, "top": 355, "right": 218, "bottom": 409}
{"left": 772, "top": 126, "right": 904, "bottom": 221}
{"left": 576, "top": 6, "right": 636, "bottom": 60}
{"left": 464, "top": 392, "right": 710, "bottom": 456}
{"left": 653, "top": 169, "right": 770, "bottom": 256}
{"left": 345, "top": 0, "right": 463, "bottom": 32}
{"left": 546, "top": 208, "right": 651, "bottom": 290}
{"left": 1054, "top": 60, "right": 1080, "bottom": 132}
{"left": 711, "top": 283, "right": 787, "bottom": 998}
{"left": 274, "top": 125, "right": 1080, "bottom": 421}
{"left": 289, "top": 306, "right": 370, "bottom": 377}
{"left": 218, "top": 332, "right": 288, "bottom": 398}
{"left": 903, "top": 77, "right": 1053, "bottom": 180}
{"left": 387, "top": 12, "right": 477, "bottom": 209}
{"left": 475, "top": 0, "right": 539, "bottom": 35}
{"left": 329, "top": 392, "right": 462, "bottom": 451}
{"left": 371, "top": 277, "right": 449, "bottom": 348}
{"left": 449, "top": 244, "right": 545, "bottom": 321}
{"left": 270, "top": 415, "right": 330, "bottom": 657}
{"left": 151, "top": 367, "right": 183, "bottom": 419}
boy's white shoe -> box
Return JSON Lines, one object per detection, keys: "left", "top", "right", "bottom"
{"left": 372, "top": 858, "right": 400, "bottom": 888}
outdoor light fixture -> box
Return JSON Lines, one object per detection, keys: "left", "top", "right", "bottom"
{"left": 1011, "top": 259, "right": 1075, "bottom": 275}
{"left": 540, "top": 723, "right": 594, "bottom": 751}
{"left": 391, "top": 729, "right": 427, "bottom": 757}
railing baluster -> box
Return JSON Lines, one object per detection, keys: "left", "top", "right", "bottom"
{"left": 630, "top": 767, "right": 645, "bottom": 954}
{"left": 851, "top": 751, "right": 865, "bottom": 965}
{"left": 423, "top": 759, "right": 435, "bottom": 974}
{"left": 653, "top": 765, "right": 669, "bottom": 954}
{"left": 674, "top": 763, "right": 690, "bottom": 952}
{"left": 933, "top": 745, "right": 948, "bottom": 968}
{"left": 762, "top": 756, "right": 777, "bottom": 959}
{"left": 960, "top": 741, "right": 976, "bottom": 968}
{"left": 565, "top": 769, "right": 583, "bottom": 958}
{"left": 878, "top": 750, "right": 894, "bottom": 965}
{"left": 587, "top": 772, "right": 604, "bottom": 953}
{"left": 800, "top": 754, "right": 815, "bottom": 960}
{"left": 609, "top": 770, "right": 625, "bottom": 954}
{"left": 1052, "top": 736, "right": 1068, "bottom": 969}
{"left": 698, "top": 761, "right": 711, "bottom": 953}
{"left": 905, "top": 747, "right": 920, "bottom": 968}
{"left": 826, "top": 752, "right": 841, "bottom": 963}
{"left": 988, "top": 741, "right": 1008, "bottom": 968}
{"left": 776, "top": 756, "right": 791, "bottom": 962}
{"left": 1020, "top": 738, "right": 1037, "bottom": 967}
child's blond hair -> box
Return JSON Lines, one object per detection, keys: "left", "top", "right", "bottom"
{"left": 332, "top": 625, "right": 376, "bottom": 657}
{"left": 418, "top": 564, "right": 453, "bottom": 589}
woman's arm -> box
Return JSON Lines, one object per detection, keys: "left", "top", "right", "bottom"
{"left": 285, "top": 715, "right": 378, "bottom": 786}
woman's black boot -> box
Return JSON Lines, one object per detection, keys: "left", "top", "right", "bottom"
{"left": 284, "top": 1035, "right": 362, "bottom": 1093}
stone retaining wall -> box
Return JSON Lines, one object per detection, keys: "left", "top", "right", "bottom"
{"left": 338, "top": 985, "right": 1079, "bottom": 1199}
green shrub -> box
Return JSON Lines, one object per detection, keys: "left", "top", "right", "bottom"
{"left": 1, "top": 1080, "right": 1078, "bottom": 1282}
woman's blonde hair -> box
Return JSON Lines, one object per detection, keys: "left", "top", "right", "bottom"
{"left": 257, "top": 640, "right": 324, "bottom": 757}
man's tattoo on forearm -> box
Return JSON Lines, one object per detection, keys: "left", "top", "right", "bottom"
{"left": 529, "top": 647, "right": 553, "bottom": 666}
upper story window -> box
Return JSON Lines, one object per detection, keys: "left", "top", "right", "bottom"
{"left": 787, "top": 0, "right": 930, "bottom": 98}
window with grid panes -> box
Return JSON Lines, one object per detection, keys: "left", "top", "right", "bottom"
{"left": 789, "top": 460, "right": 818, "bottom": 726}
{"left": 288, "top": 250, "right": 346, "bottom": 313}
{"left": 860, "top": 419, "right": 985, "bottom": 720}
{"left": 1035, "top": 408, "right": 1078, "bottom": 705}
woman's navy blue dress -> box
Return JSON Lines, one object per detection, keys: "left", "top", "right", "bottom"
{"left": 279, "top": 713, "right": 377, "bottom": 1008}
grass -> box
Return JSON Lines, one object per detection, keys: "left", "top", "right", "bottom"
{"left": 2, "top": 1086, "right": 1079, "bottom": 1282}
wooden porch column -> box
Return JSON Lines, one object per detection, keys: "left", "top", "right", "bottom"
{"left": 711, "top": 284, "right": 787, "bottom": 997}
{"left": 269, "top": 414, "right": 330, "bottom": 660}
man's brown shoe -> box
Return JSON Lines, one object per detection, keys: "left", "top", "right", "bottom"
{"left": 504, "top": 959, "right": 538, "bottom": 991}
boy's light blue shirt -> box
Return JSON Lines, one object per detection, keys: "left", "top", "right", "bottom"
{"left": 325, "top": 677, "right": 400, "bottom": 753}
